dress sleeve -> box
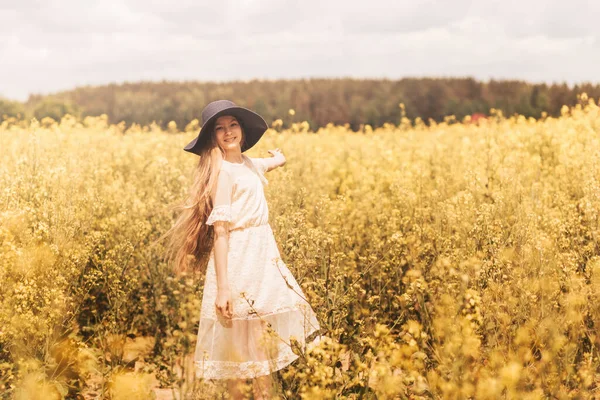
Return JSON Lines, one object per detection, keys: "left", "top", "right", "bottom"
{"left": 206, "top": 169, "right": 233, "bottom": 226}
{"left": 249, "top": 157, "right": 268, "bottom": 175}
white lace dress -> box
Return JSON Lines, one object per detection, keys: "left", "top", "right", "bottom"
{"left": 194, "top": 154, "right": 321, "bottom": 380}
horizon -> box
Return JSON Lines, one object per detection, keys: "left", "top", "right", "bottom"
{"left": 6, "top": 75, "right": 600, "bottom": 103}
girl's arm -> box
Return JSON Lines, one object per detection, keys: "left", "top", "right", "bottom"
{"left": 213, "top": 221, "right": 233, "bottom": 319}
{"left": 206, "top": 169, "right": 234, "bottom": 319}
{"left": 212, "top": 221, "right": 230, "bottom": 291}
{"left": 262, "top": 148, "right": 286, "bottom": 172}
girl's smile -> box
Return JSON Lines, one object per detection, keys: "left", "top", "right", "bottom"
{"left": 215, "top": 115, "right": 242, "bottom": 149}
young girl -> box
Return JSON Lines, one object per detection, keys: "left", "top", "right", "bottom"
{"left": 166, "top": 100, "right": 321, "bottom": 399}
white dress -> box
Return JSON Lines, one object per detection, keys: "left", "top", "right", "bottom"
{"left": 194, "top": 154, "right": 321, "bottom": 380}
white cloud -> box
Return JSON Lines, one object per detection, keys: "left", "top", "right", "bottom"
{"left": 0, "top": 0, "right": 598, "bottom": 101}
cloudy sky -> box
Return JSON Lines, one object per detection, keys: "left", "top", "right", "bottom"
{"left": 1, "top": 0, "right": 598, "bottom": 101}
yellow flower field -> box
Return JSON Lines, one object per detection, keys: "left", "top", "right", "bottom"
{"left": 1, "top": 97, "right": 600, "bottom": 399}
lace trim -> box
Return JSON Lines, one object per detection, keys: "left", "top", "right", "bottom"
{"left": 194, "top": 324, "right": 320, "bottom": 380}
{"left": 195, "top": 346, "right": 299, "bottom": 380}
{"left": 206, "top": 205, "right": 232, "bottom": 225}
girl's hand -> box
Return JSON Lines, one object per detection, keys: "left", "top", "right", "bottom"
{"left": 267, "top": 148, "right": 286, "bottom": 167}
{"left": 215, "top": 288, "right": 233, "bottom": 319}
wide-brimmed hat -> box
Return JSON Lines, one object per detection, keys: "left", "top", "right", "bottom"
{"left": 183, "top": 100, "right": 268, "bottom": 155}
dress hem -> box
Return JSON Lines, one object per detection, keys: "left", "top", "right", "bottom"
{"left": 194, "top": 325, "right": 321, "bottom": 380}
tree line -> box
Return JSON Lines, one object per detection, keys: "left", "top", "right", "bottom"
{"left": 2, "top": 77, "right": 599, "bottom": 130}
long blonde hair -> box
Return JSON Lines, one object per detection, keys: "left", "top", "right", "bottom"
{"left": 159, "top": 119, "right": 248, "bottom": 276}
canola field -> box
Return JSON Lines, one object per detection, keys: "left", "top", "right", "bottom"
{"left": 1, "top": 98, "right": 600, "bottom": 399}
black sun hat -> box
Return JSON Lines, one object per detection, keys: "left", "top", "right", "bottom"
{"left": 183, "top": 100, "right": 269, "bottom": 155}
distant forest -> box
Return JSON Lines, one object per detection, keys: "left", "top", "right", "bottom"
{"left": 2, "top": 78, "right": 599, "bottom": 130}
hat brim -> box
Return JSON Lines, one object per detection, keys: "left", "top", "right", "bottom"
{"left": 183, "top": 106, "right": 268, "bottom": 155}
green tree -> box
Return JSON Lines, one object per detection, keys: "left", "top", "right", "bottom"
{"left": 33, "top": 98, "right": 80, "bottom": 121}
{"left": 0, "top": 98, "right": 25, "bottom": 119}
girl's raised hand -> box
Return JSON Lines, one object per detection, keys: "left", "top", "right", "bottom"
{"left": 267, "top": 148, "right": 286, "bottom": 166}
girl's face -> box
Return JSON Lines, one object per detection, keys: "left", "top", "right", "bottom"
{"left": 214, "top": 115, "right": 243, "bottom": 150}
